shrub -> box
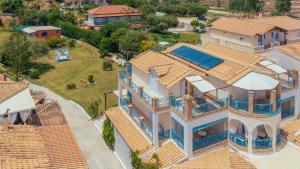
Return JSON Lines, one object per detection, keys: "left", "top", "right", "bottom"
{"left": 29, "top": 69, "right": 40, "bottom": 79}
{"left": 131, "top": 150, "right": 160, "bottom": 169}
{"left": 88, "top": 101, "right": 99, "bottom": 117}
{"left": 46, "top": 38, "right": 65, "bottom": 48}
{"left": 103, "top": 117, "right": 115, "bottom": 150}
{"left": 102, "top": 60, "right": 113, "bottom": 71}
{"left": 87, "top": 74, "right": 94, "bottom": 84}
{"left": 68, "top": 39, "right": 76, "bottom": 48}
{"left": 66, "top": 83, "right": 76, "bottom": 90}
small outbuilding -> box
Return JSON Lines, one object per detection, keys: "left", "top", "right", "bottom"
{"left": 16, "top": 26, "right": 61, "bottom": 40}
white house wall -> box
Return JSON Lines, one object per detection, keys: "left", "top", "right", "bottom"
{"left": 114, "top": 128, "right": 133, "bottom": 169}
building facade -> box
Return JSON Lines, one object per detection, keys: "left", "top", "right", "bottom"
{"left": 108, "top": 43, "right": 299, "bottom": 168}
{"left": 84, "top": 5, "right": 141, "bottom": 30}
{"left": 202, "top": 16, "right": 300, "bottom": 53}
{"left": 16, "top": 26, "right": 62, "bottom": 40}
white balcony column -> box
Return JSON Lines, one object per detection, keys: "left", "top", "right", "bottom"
{"left": 248, "top": 90, "right": 254, "bottom": 113}
{"left": 247, "top": 131, "right": 253, "bottom": 153}
{"left": 270, "top": 89, "right": 276, "bottom": 112}
{"left": 272, "top": 127, "right": 277, "bottom": 152}
{"left": 152, "top": 112, "right": 159, "bottom": 146}
{"left": 184, "top": 123, "right": 193, "bottom": 159}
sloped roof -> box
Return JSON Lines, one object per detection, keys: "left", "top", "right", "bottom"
{"left": 279, "top": 42, "right": 300, "bottom": 61}
{"left": 0, "top": 81, "right": 28, "bottom": 103}
{"left": 163, "top": 43, "right": 271, "bottom": 84}
{"left": 0, "top": 125, "right": 50, "bottom": 169}
{"left": 87, "top": 5, "right": 141, "bottom": 17}
{"left": 173, "top": 147, "right": 256, "bottom": 169}
{"left": 143, "top": 141, "right": 185, "bottom": 168}
{"left": 106, "top": 107, "right": 153, "bottom": 156}
{"left": 281, "top": 119, "right": 300, "bottom": 147}
{"left": 252, "top": 16, "right": 300, "bottom": 31}
{"left": 35, "top": 101, "right": 67, "bottom": 126}
{"left": 130, "top": 51, "right": 202, "bottom": 88}
{"left": 37, "top": 125, "right": 88, "bottom": 169}
{"left": 211, "top": 17, "right": 276, "bottom": 36}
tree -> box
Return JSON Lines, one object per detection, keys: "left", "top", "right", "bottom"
{"left": 119, "top": 31, "right": 148, "bottom": 59}
{"left": 276, "top": 0, "right": 291, "bottom": 14}
{"left": 103, "top": 118, "right": 115, "bottom": 150}
{"left": 28, "top": 38, "right": 50, "bottom": 58}
{"left": 145, "top": 15, "right": 178, "bottom": 33}
{"left": 228, "top": 0, "right": 264, "bottom": 13}
{"left": 0, "top": 0, "right": 23, "bottom": 14}
{"left": 1, "top": 32, "right": 31, "bottom": 81}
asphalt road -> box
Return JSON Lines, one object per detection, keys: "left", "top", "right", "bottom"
{"left": 30, "top": 83, "right": 123, "bottom": 169}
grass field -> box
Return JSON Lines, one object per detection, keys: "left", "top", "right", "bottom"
{"left": 30, "top": 41, "right": 121, "bottom": 116}
{"left": 0, "top": 27, "right": 13, "bottom": 45}
{"left": 149, "top": 31, "right": 201, "bottom": 45}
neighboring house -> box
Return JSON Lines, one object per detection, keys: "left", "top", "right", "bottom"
{"left": 202, "top": 16, "right": 300, "bottom": 53}
{"left": 16, "top": 26, "right": 62, "bottom": 40}
{"left": 88, "top": 0, "right": 107, "bottom": 4}
{"left": 0, "top": 13, "right": 15, "bottom": 27}
{"left": 84, "top": 5, "right": 141, "bottom": 30}
{"left": 107, "top": 42, "right": 300, "bottom": 168}
{"left": 0, "top": 80, "right": 88, "bottom": 168}
{"left": 261, "top": 42, "right": 300, "bottom": 121}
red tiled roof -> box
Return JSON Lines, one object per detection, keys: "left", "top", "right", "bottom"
{"left": 87, "top": 5, "right": 141, "bottom": 17}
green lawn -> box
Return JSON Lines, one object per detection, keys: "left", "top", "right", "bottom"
{"left": 149, "top": 31, "right": 201, "bottom": 45}
{"left": 0, "top": 27, "right": 13, "bottom": 45}
{"left": 30, "top": 42, "right": 121, "bottom": 116}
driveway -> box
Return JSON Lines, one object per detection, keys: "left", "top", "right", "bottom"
{"left": 30, "top": 84, "right": 123, "bottom": 169}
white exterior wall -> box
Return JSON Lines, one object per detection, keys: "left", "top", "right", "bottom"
{"left": 114, "top": 128, "right": 133, "bottom": 169}
{"left": 261, "top": 50, "right": 300, "bottom": 118}
{"left": 286, "top": 30, "right": 300, "bottom": 43}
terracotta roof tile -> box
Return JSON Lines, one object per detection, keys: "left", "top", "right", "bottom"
{"left": 87, "top": 5, "right": 140, "bottom": 17}
{"left": 143, "top": 141, "right": 185, "bottom": 168}
{"left": 0, "top": 125, "right": 50, "bottom": 169}
{"left": 279, "top": 42, "right": 300, "bottom": 61}
{"left": 211, "top": 17, "right": 275, "bottom": 36}
{"left": 173, "top": 147, "right": 255, "bottom": 169}
{"left": 106, "top": 107, "right": 153, "bottom": 156}
{"left": 252, "top": 16, "right": 300, "bottom": 31}
{"left": 37, "top": 125, "right": 88, "bottom": 169}
{"left": 31, "top": 91, "right": 46, "bottom": 104}
{"left": 0, "top": 81, "right": 28, "bottom": 103}
{"left": 281, "top": 119, "right": 300, "bottom": 147}
{"left": 35, "top": 101, "right": 67, "bottom": 126}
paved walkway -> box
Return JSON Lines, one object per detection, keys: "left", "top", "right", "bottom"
{"left": 30, "top": 84, "right": 123, "bottom": 169}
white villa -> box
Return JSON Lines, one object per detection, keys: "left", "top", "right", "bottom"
{"left": 107, "top": 42, "right": 300, "bottom": 168}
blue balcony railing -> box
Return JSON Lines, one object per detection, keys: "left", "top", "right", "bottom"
{"left": 228, "top": 132, "right": 248, "bottom": 147}
{"left": 141, "top": 91, "right": 153, "bottom": 106}
{"left": 276, "top": 133, "right": 281, "bottom": 145}
{"left": 119, "top": 70, "right": 127, "bottom": 80}
{"left": 253, "top": 138, "right": 272, "bottom": 149}
{"left": 170, "top": 97, "right": 184, "bottom": 113}
{"left": 120, "top": 97, "right": 129, "bottom": 113}
{"left": 193, "top": 130, "right": 228, "bottom": 151}
{"left": 159, "top": 129, "right": 171, "bottom": 141}
{"left": 129, "top": 108, "right": 140, "bottom": 124}
{"left": 129, "top": 81, "right": 139, "bottom": 94}
{"left": 253, "top": 103, "right": 272, "bottom": 114}
{"left": 158, "top": 97, "right": 170, "bottom": 109}
{"left": 141, "top": 120, "right": 153, "bottom": 139}
{"left": 171, "top": 129, "right": 184, "bottom": 148}
{"left": 192, "top": 98, "right": 228, "bottom": 116}
{"left": 230, "top": 96, "right": 249, "bottom": 112}
{"left": 281, "top": 107, "right": 295, "bottom": 119}
{"left": 127, "top": 64, "right": 132, "bottom": 74}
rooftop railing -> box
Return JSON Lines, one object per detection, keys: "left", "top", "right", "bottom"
{"left": 141, "top": 90, "right": 153, "bottom": 106}
{"left": 171, "top": 129, "right": 184, "bottom": 148}
{"left": 158, "top": 97, "right": 170, "bottom": 109}
{"left": 141, "top": 119, "right": 153, "bottom": 139}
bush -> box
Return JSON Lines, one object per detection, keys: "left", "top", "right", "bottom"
{"left": 66, "top": 83, "right": 76, "bottom": 90}
{"left": 88, "top": 101, "right": 99, "bottom": 117}
{"left": 29, "top": 69, "right": 40, "bottom": 79}
{"left": 131, "top": 150, "right": 160, "bottom": 169}
{"left": 102, "top": 60, "right": 113, "bottom": 71}
{"left": 68, "top": 39, "right": 76, "bottom": 48}
{"left": 103, "top": 118, "right": 115, "bottom": 150}
{"left": 87, "top": 74, "right": 94, "bottom": 83}
{"left": 46, "top": 38, "right": 65, "bottom": 48}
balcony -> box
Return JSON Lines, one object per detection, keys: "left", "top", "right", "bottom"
{"left": 120, "top": 97, "right": 153, "bottom": 139}
{"left": 281, "top": 107, "right": 295, "bottom": 119}
{"left": 170, "top": 97, "right": 184, "bottom": 114}
{"left": 192, "top": 98, "right": 228, "bottom": 117}
{"left": 228, "top": 132, "right": 248, "bottom": 147}
{"left": 171, "top": 129, "right": 184, "bottom": 148}
{"left": 159, "top": 129, "right": 170, "bottom": 141}
{"left": 193, "top": 130, "right": 228, "bottom": 151}
{"left": 253, "top": 138, "right": 272, "bottom": 149}
{"left": 230, "top": 96, "right": 281, "bottom": 116}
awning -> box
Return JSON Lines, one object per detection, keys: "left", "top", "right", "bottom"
{"left": 185, "top": 75, "right": 216, "bottom": 93}
{"left": 0, "top": 88, "right": 36, "bottom": 115}
{"left": 259, "top": 60, "right": 287, "bottom": 74}
{"left": 233, "top": 72, "right": 279, "bottom": 90}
